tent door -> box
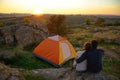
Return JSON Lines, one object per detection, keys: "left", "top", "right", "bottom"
{"left": 61, "top": 42, "right": 71, "bottom": 60}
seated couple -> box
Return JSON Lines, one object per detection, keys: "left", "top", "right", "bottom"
{"left": 73, "top": 40, "right": 104, "bottom": 73}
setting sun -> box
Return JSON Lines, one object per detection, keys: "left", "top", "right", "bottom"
{"left": 33, "top": 9, "right": 43, "bottom": 15}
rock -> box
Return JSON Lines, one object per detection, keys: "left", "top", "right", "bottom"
{"left": 32, "top": 22, "right": 48, "bottom": 33}
{"left": 28, "top": 68, "right": 119, "bottom": 80}
{"left": 0, "top": 50, "right": 15, "bottom": 59}
{"left": 15, "top": 26, "right": 48, "bottom": 47}
{"left": 64, "top": 71, "right": 119, "bottom": 80}
{"left": 115, "top": 37, "right": 120, "bottom": 44}
{"left": 0, "top": 36, "right": 5, "bottom": 45}
{"left": 15, "top": 26, "right": 35, "bottom": 47}
{"left": 0, "top": 23, "right": 48, "bottom": 47}
{"left": 29, "top": 68, "right": 68, "bottom": 80}
{"left": 0, "top": 63, "right": 25, "bottom": 80}
{"left": 0, "top": 26, "right": 15, "bottom": 45}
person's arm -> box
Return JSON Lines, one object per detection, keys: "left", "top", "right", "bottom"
{"left": 98, "top": 49, "right": 104, "bottom": 55}
{"left": 76, "top": 52, "right": 87, "bottom": 63}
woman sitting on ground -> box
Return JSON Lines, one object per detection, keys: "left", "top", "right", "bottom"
{"left": 73, "top": 42, "right": 91, "bottom": 72}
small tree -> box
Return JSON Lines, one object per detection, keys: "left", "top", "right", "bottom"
{"left": 95, "top": 18, "right": 105, "bottom": 26}
{"left": 85, "top": 18, "right": 91, "bottom": 25}
{"left": 47, "top": 15, "right": 67, "bottom": 36}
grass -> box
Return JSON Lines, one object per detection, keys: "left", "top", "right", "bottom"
{"left": 100, "top": 41, "right": 120, "bottom": 56}
{"left": 100, "top": 41, "right": 120, "bottom": 46}
{"left": 0, "top": 45, "right": 73, "bottom": 70}
{"left": 102, "top": 55, "right": 120, "bottom": 79}
{"left": 3, "top": 51, "right": 54, "bottom": 70}
{"left": 23, "top": 43, "right": 38, "bottom": 52}
{"left": 2, "top": 51, "right": 73, "bottom": 70}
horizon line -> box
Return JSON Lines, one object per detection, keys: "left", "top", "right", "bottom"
{"left": 0, "top": 12, "right": 120, "bottom": 16}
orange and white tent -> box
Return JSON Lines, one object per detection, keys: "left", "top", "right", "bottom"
{"left": 33, "top": 35, "right": 76, "bottom": 67}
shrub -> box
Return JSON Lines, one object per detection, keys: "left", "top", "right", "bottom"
{"left": 41, "top": 19, "right": 47, "bottom": 25}
{"left": 0, "top": 22, "right": 4, "bottom": 27}
{"left": 23, "top": 18, "right": 31, "bottom": 23}
{"left": 94, "top": 18, "right": 105, "bottom": 26}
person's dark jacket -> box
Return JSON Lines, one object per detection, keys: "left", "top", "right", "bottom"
{"left": 76, "top": 48, "right": 104, "bottom": 73}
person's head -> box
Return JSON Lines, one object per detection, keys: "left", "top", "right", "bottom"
{"left": 83, "top": 42, "right": 91, "bottom": 50}
{"left": 90, "top": 40, "right": 98, "bottom": 49}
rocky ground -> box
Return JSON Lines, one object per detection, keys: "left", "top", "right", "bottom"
{"left": 0, "top": 63, "right": 119, "bottom": 80}
{"left": 24, "top": 68, "right": 120, "bottom": 80}
{"left": 0, "top": 63, "right": 25, "bottom": 80}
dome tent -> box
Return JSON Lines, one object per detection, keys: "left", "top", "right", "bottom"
{"left": 33, "top": 35, "right": 76, "bottom": 67}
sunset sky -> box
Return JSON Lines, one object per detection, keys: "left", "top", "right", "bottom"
{"left": 0, "top": 0, "right": 120, "bottom": 15}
